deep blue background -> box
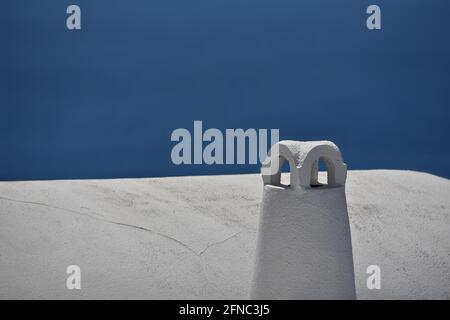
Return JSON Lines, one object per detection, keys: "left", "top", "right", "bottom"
{"left": 1, "top": 0, "right": 449, "bottom": 180}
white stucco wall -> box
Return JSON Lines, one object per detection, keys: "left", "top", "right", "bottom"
{"left": 0, "top": 170, "right": 449, "bottom": 299}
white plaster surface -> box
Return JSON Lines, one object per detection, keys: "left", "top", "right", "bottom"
{"left": 0, "top": 170, "right": 449, "bottom": 299}
{"left": 261, "top": 140, "right": 347, "bottom": 188}
{"left": 252, "top": 186, "right": 356, "bottom": 299}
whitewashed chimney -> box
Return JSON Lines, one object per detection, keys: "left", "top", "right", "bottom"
{"left": 251, "top": 140, "right": 356, "bottom": 299}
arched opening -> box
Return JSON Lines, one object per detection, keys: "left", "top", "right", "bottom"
{"left": 279, "top": 156, "right": 291, "bottom": 187}
{"left": 310, "top": 157, "right": 336, "bottom": 188}
{"left": 262, "top": 155, "right": 293, "bottom": 188}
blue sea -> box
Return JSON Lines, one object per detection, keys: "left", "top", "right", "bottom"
{"left": 1, "top": 0, "right": 449, "bottom": 180}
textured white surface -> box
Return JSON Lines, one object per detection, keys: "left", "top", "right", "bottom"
{"left": 261, "top": 140, "right": 347, "bottom": 188}
{"left": 0, "top": 170, "right": 449, "bottom": 299}
{"left": 252, "top": 186, "right": 355, "bottom": 299}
